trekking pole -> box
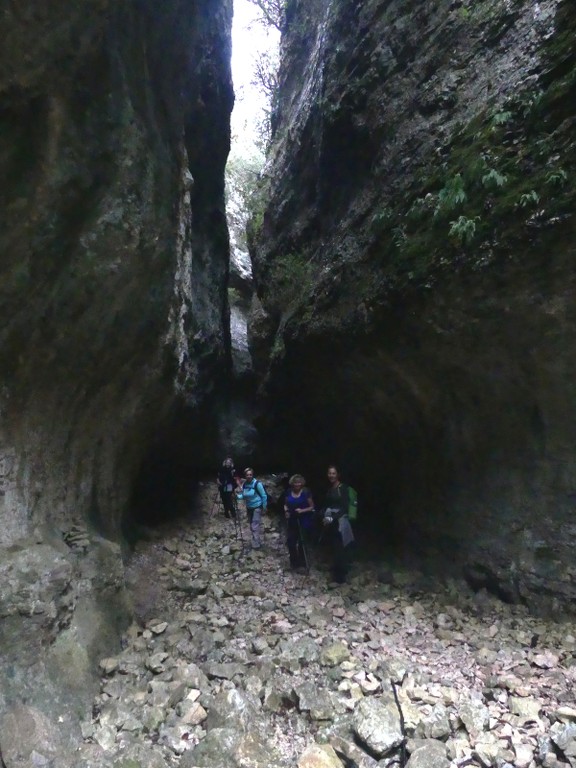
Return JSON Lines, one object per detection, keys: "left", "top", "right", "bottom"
{"left": 234, "top": 495, "right": 247, "bottom": 554}
{"left": 210, "top": 489, "right": 221, "bottom": 519}
{"left": 296, "top": 516, "right": 310, "bottom": 574}
{"left": 231, "top": 490, "right": 239, "bottom": 523}
{"left": 232, "top": 492, "right": 240, "bottom": 538}
{"left": 275, "top": 507, "right": 286, "bottom": 552}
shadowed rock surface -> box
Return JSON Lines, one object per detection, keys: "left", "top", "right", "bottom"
{"left": 6, "top": 485, "right": 571, "bottom": 767}
{"left": 0, "top": 0, "right": 233, "bottom": 545}
{"left": 2, "top": 0, "right": 576, "bottom": 764}
{"left": 0, "top": 0, "right": 233, "bottom": 746}
{"left": 248, "top": 0, "right": 576, "bottom": 612}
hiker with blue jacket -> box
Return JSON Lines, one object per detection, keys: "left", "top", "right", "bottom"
{"left": 322, "top": 465, "right": 355, "bottom": 583}
{"left": 235, "top": 467, "right": 267, "bottom": 550}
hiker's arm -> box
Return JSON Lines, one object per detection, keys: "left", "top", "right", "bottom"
{"left": 297, "top": 493, "right": 314, "bottom": 513}
{"left": 323, "top": 504, "right": 337, "bottom": 524}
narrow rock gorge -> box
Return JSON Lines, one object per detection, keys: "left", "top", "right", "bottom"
{"left": 1, "top": 0, "right": 576, "bottom": 765}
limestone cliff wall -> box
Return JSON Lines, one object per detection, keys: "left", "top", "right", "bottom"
{"left": 250, "top": 0, "right": 576, "bottom": 610}
{"left": 0, "top": 0, "right": 233, "bottom": 545}
{"left": 0, "top": 0, "right": 233, "bottom": 725}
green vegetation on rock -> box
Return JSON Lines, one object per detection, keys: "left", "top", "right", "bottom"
{"left": 372, "top": 66, "right": 576, "bottom": 286}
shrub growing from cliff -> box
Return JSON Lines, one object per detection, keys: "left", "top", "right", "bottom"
{"left": 372, "top": 66, "right": 576, "bottom": 287}
{"left": 226, "top": 149, "right": 264, "bottom": 251}
{"left": 266, "top": 251, "right": 314, "bottom": 314}
{"left": 245, "top": 173, "right": 271, "bottom": 243}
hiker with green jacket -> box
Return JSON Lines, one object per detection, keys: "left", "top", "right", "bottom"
{"left": 322, "top": 465, "right": 355, "bottom": 583}
{"left": 235, "top": 467, "right": 267, "bottom": 550}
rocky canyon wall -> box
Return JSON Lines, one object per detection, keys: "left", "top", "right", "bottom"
{"left": 0, "top": 0, "right": 233, "bottom": 544}
{"left": 249, "top": 0, "right": 576, "bottom": 612}
{"left": 0, "top": 0, "right": 232, "bottom": 728}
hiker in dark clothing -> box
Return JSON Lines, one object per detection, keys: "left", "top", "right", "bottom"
{"left": 322, "top": 465, "right": 355, "bottom": 583}
{"left": 217, "top": 457, "right": 236, "bottom": 519}
{"left": 284, "top": 474, "right": 315, "bottom": 570}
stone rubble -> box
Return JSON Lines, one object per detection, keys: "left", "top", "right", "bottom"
{"left": 2, "top": 481, "right": 576, "bottom": 767}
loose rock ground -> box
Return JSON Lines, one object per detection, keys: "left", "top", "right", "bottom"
{"left": 78, "top": 482, "right": 576, "bottom": 766}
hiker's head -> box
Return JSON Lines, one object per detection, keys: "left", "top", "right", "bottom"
{"left": 223, "top": 457, "right": 233, "bottom": 468}
{"left": 244, "top": 467, "right": 254, "bottom": 480}
{"left": 289, "top": 473, "right": 305, "bottom": 488}
{"left": 327, "top": 465, "right": 340, "bottom": 484}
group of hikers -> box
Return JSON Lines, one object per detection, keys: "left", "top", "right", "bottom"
{"left": 216, "top": 458, "right": 355, "bottom": 583}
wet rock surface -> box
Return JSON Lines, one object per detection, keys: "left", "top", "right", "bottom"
{"left": 6, "top": 482, "right": 573, "bottom": 767}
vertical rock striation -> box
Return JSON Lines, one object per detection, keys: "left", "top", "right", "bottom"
{"left": 0, "top": 0, "right": 233, "bottom": 543}
{"left": 250, "top": 0, "right": 576, "bottom": 610}
{"left": 0, "top": 0, "right": 233, "bottom": 731}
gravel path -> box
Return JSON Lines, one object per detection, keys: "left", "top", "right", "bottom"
{"left": 91, "top": 480, "right": 576, "bottom": 768}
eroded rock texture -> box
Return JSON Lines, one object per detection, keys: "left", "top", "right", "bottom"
{"left": 249, "top": 0, "right": 576, "bottom": 611}
{"left": 0, "top": 0, "right": 232, "bottom": 729}
{"left": 0, "top": 1, "right": 233, "bottom": 538}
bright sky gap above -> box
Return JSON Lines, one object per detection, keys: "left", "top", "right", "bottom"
{"left": 230, "top": 0, "right": 280, "bottom": 154}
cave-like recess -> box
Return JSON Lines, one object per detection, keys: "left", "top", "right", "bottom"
{"left": 234, "top": 0, "right": 576, "bottom": 614}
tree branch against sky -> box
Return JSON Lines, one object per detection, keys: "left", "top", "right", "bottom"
{"left": 230, "top": 0, "right": 281, "bottom": 153}
{"left": 246, "top": 0, "right": 285, "bottom": 32}
{"left": 251, "top": 48, "right": 279, "bottom": 108}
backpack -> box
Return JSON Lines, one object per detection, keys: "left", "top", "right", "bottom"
{"left": 254, "top": 479, "right": 266, "bottom": 502}
{"left": 347, "top": 485, "right": 358, "bottom": 521}
{"left": 242, "top": 479, "right": 266, "bottom": 504}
